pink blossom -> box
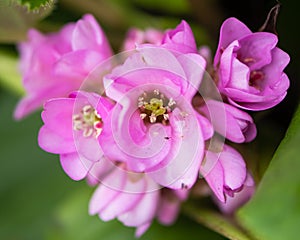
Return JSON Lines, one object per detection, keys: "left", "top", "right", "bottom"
{"left": 199, "top": 99, "right": 256, "bottom": 143}
{"left": 122, "top": 20, "right": 198, "bottom": 54}
{"left": 214, "top": 17, "right": 290, "bottom": 110}
{"left": 14, "top": 14, "right": 112, "bottom": 119}
{"left": 122, "top": 28, "right": 164, "bottom": 51}
{"left": 89, "top": 168, "right": 159, "bottom": 237}
{"left": 200, "top": 144, "right": 247, "bottom": 203}
{"left": 99, "top": 45, "right": 206, "bottom": 189}
{"left": 215, "top": 173, "right": 255, "bottom": 214}
{"left": 38, "top": 91, "right": 114, "bottom": 180}
{"left": 162, "top": 20, "right": 198, "bottom": 53}
{"left": 157, "top": 188, "right": 189, "bottom": 225}
{"left": 89, "top": 167, "right": 188, "bottom": 237}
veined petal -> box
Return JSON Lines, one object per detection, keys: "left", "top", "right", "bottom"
{"left": 203, "top": 158, "right": 225, "bottom": 203}
{"left": 227, "top": 57, "right": 251, "bottom": 91}
{"left": 72, "top": 14, "right": 112, "bottom": 57}
{"left": 41, "top": 98, "right": 74, "bottom": 138}
{"left": 220, "top": 145, "right": 246, "bottom": 191}
{"left": 177, "top": 53, "right": 206, "bottom": 101}
{"left": 149, "top": 108, "right": 204, "bottom": 189}
{"left": 38, "top": 126, "right": 76, "bottom": 154}
{"left": 99, "top": 174, "right": 146, "bottom": 221}
{"left": 60, "top": 152, "right": 93, "bottom": 181}
{"left": 219, "top": 40, "right": 240, "bottom": 87}
{"left": 162, "top": 20, "right": 197, "bottom": 53}
{"left": 89, "top": 169, "right": 127, "bottom": 215}
{"left": 117, "top": 179, "right": 159, "bottom": 227}
{"left": 53, "top": 49, "right": 104, "bottom": 81}
{"left": 104, "top": 47, "right": 187, "bottom": 102}
{"left": 214, "top": 17, "right": 252, "bottom": 65}
{"left": 238, "top": 32, "right": 278, "bottom": 70}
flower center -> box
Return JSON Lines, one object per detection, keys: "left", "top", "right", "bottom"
{"left": 138, "top": 89, "right": 176, "bottom": 124}
{"left": 249, "top": 70, "right": 264, "bottom": 89}
{"left": 237, "top": 55, "right": 265, "bottom": 90}
{"left": 73, "top": 105, "right": 103, "bottom": 138}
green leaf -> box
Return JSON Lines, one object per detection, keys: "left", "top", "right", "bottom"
{"left": 0, "top": 0, "right": 55, "bottom": 42}
{"left": 0, "top": 50, "right": 24, "bottom": 95}
{"left": 17, "top": 0, "right": 54, "bottom": 11}
{"left": 238, "top": 104, "right": 300, "bottom": 240}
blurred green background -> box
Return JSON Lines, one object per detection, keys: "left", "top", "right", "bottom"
{"left": 0, "top": 0, "right": 299, "bottom": 239}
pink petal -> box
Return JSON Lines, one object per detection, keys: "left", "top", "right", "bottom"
{"left": 72, "top": 14, "right": 112, "bottom": 57}
{"left": 89, "top": 169, "right": 127, "bottom": 215}
{"left": 104, "top": 47, "right": 187, "bottom": 102}
{"left": 38, "top": 126, "right": 76, "bottom": 154}
{"left": 14, "top": 95, "right": 44, "bottom": 120}
{"left": 238, "top": 32, "right": 278, "bottom": 70}
{"left": 162, "top": 20, "right": 197, "bottom": 53}
{"left": 99, "top": 174, "right": 146, "bottom": 221}
{"left": 86, "top": 157, "right": 114, "bottom": 186}
{"left": 227, "top": 57, "right": 251, "bottom": 91}
{"left": 117, "top": 180, "right": 159, "bottom": 227}
{"left": 201, "top": 100, "right": 256, "bottom": 143}
{"left": 48, "top": 23, "right": 74, "bottom": 53}
{"left": 149, "top": 109, "right": 204, "bottom": 189}
{"left": 196, "top": 113, "right": 214, "bottom": 141}
{"left": 262, "top": 48, "right": 290, "bottom": 89}
{"left": 226, "top": 88, "right": 287, "bottom": 111}
{"left": 218, "top": 40, "right": 240, "bottom": 87}
{"left": 41, "top": 98, "right": 74, "bottom": 138}
{"left": 99, "top": 101, "right": 173, "bottom": 172}
{"left": 203, "top": 158, "right": 225, "bottom": 202}
{"left": 122, "top": 28, "right": 164, "bottom": 51}
{"left": 60, "top": 152, "right": 93, "bottom": 180}
{"left": 220, "top": 145, "right": 246, "bottom": 191}
{"left": 54, "top": 49, "right": 104, "bottom": 81}
{"left": 214, "top": 17, "right": 252, "bottom": 65}
{"left": 157, "top": 195, "right": 181, "bottom": 225}
{"left": 216, "top": 173, "right": 255, "bottom": 214}
{"left": 74, "top": 133, "right": 103, "bottom": 162}
{"left": 177, "top": 53, "right": 206, "bottom": 101}
{"left": 135, "top": 222, "right": 151, "bottom": 238}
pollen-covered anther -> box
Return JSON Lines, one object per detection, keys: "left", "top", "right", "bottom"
{"left": 242, "top": 57, "right": 255, "bottom": 63}
{"left": 73, "top": 104, "right": 103, "bottom": 138}
{"left": 140, "top": 113, "right": 147, "bottom": 120}
{"left": 168, "top": 98, "right": 176, "bottom": 107}
{"left": 138, "top": 90, "right": 176, "bottom": 124}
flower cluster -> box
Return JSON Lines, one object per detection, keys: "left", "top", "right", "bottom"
{"left": 15, "top": 14, "right": 289, "bottom": 236}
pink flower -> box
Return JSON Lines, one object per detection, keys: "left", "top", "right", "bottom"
{"left": 162, "top": 20, "right": 198, "bottom": 53}
{"left": 214, "top": 17, "right": 290, "bottom": 110}
{"left": 122, "top": 28, "right": 164, "bottom": 51}
{"left": 157, "top": 188, "right": 189, "bottom": 225}
{"left": 200, "top": 144, "right": 247, "bottom": 203}
{"left": 99, "top": 45, "right": 206, "bottom": 189}
{"left": 89, "top": 166, "right": 188, "bottom": 237}
{"left": 215, "top": 173, "right": 255, "bottom": 214}
{"left": 89, "top": 168, "right": 159, "bottom": 237}
{"left": 122, "top": 20, "right": 197, "bottom": 54}
{"left": 199, "top": 99, "right": 257, "bottom": 143}
{"left": 38, "top": 91, "right": 114, "bottom": 180}
{"left": 15, "top": 14, "right": 112, "bottom": 119}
